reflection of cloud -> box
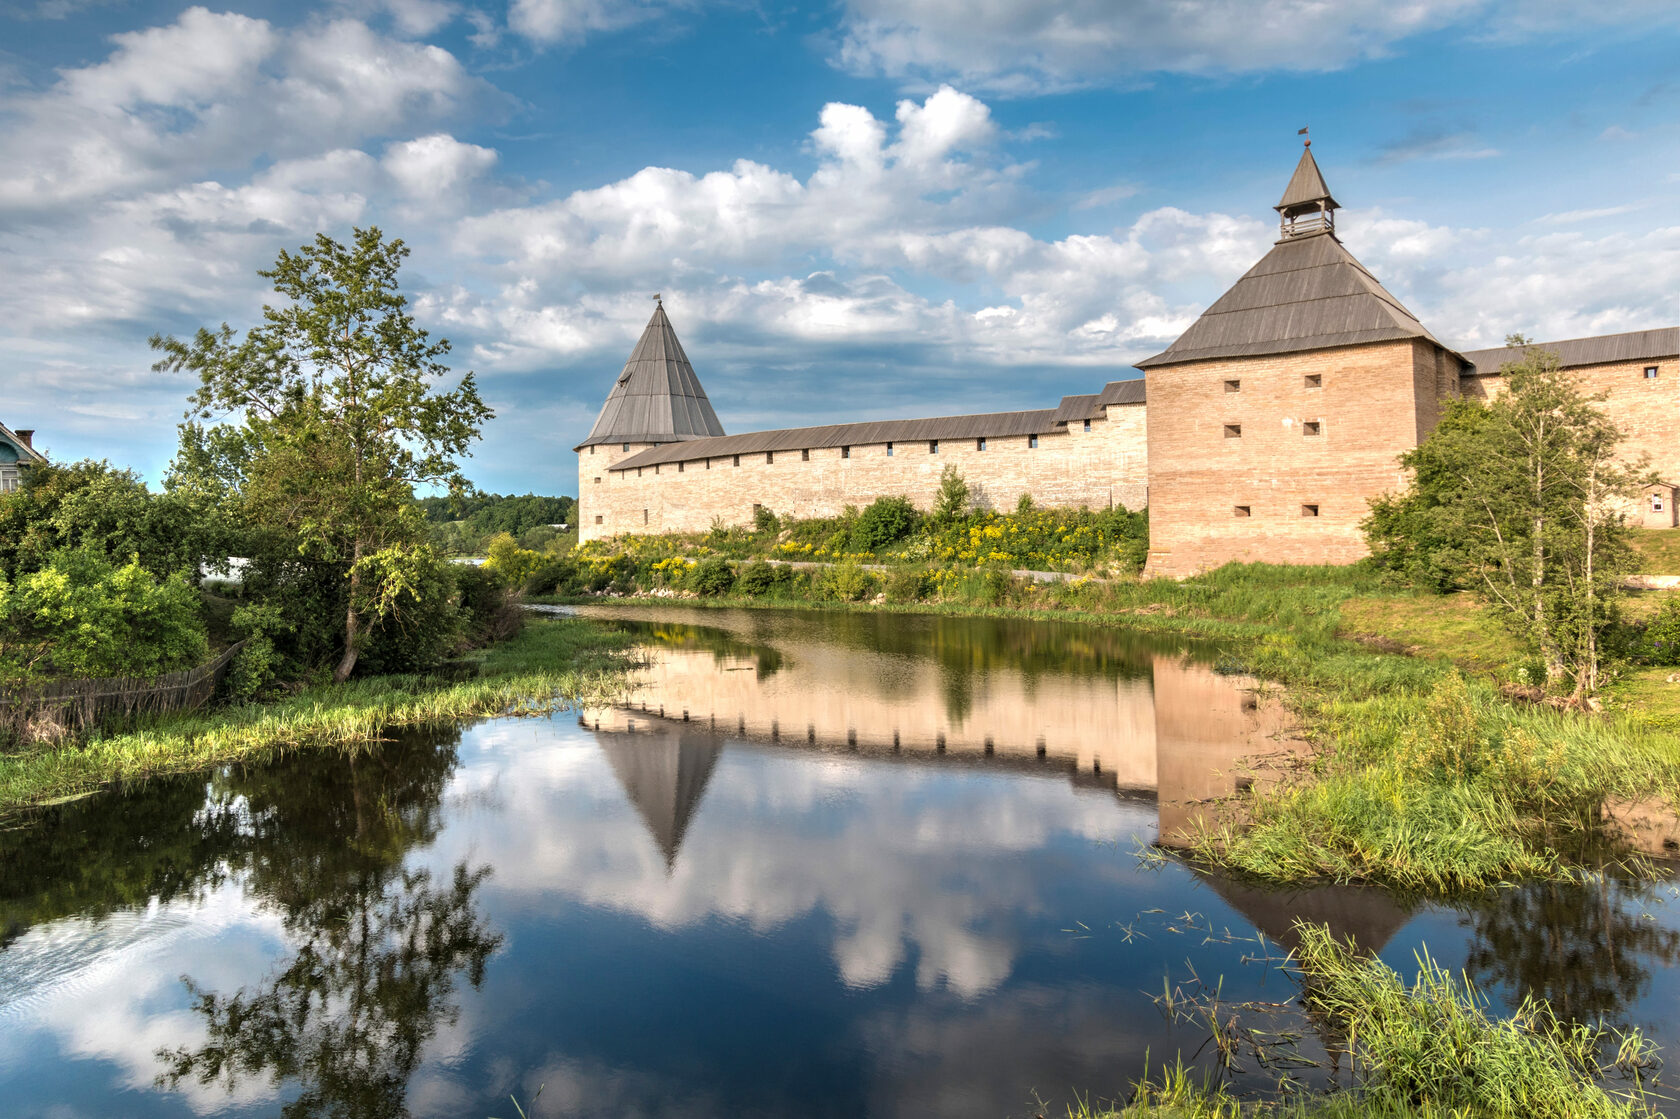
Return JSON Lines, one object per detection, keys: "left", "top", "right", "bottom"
{"left": 4, "top": 884, "right": 290, "bottom": 1114}
{"left": 439, "top": 725, "right": 1149, "bottom": 999}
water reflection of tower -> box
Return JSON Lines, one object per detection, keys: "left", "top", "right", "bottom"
{"left": 594, "top": 721, "right": 723, "bottom": 870}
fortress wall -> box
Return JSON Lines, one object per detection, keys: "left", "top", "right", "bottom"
{"left": 1462, "top": 355, "right": 1680, "bottom": 487}
{"left": 578, "top": 401, "right": 1147, "bottom": 542}
{"left": 1143, "top": 339, "right": 1438, "bottom": 577}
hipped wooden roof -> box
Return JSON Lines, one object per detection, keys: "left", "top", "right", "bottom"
{"left": 612, "top": 408, "right": 1061, "bottom": 471}
{"left": 1135, "top": 231, "right": 1448, "bottom": 369}
{"left": 578, "top": 303, "right": 726, "bottom": 449}
{"left": 1459, "top": 327, "right": 1678, "bottom": 375}
{"left": 1275, "top": 147, "right": 1339, "bottom": 216}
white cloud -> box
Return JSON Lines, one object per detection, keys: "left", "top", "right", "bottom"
{"left": 383, "top": 133, "right": 499, "bottom": 198}
{"left": 830, "top": 0, "right": 1680, "bottom": 93}
{"left": 507, "top": 0, "right": 677, "bottom": 44}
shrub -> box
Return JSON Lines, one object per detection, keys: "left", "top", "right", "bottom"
{"left": 688, "top": 556, "right": 736, "bottom": 597}
{"left": 851, "top": 496, "right": 916, "bottom": 553}
{"left": 736, "top": 560, "right": 787, "bottom": 596}
{"left": 0, "top": 549, "right": 208, "bottom": 681}
{"left": 483, "top": 532, "right": 546, "bottom": 589}
{"left": 753, "top": 506, "right": 780, "bottom": 534}
{"left": 884, "top": 565, "right": 932, "bottom": 603}
{"left": 357, "top": 550, "right": 466, "bottom": 674}
{"left": 1645, "top": 599, "right": 1680, "bottom": 665}
{"left": 523, "top": 554, "right": 582, "bottom": 596}
{"left": 822, "top": 561, "right": 879, "bottom": 602}
{"left": 226, "top": 602, "right": 284, "bottom": 699}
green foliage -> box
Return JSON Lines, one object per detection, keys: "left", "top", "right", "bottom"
{"left": 0, "top": 550, "right": 208, "bottom": 682}
{"left": 850, "top": 496, "right": 917, "bottom": 552}
{"left": 1363, "top": 343, "right": 1643, "bottom": 695}
{"left": 1642, "top": 599, "right": 1680, "bottom": 666}
{"left": 735, "top": 560, "right": 789, "bottom": 597}
{"left": 932, "top": 464, "right": 970, "bottom": 522}
{"left": 819, "top": 561, "right": 879, "bottom": 602}
{"left": 753, "top": 505, "right": 780, "bottom": 534}
{"left": 355, "top": 549, "right": 475, "bottom": 675}
{"left": 418, "top": 492, "right": 574, "bottom": 555}
{"left": 153, "top": 227, "right": 492, "bottom": 681}
{"left": 687, "top": 556, "right": 736, "bottom": 597}
{"left": 0, "top": 460, "right": 226, "bottom": 583}
{"left": 1016, "top": 492, "right": 1035, "bottom": 515}
{"left": 226, "top": 602, "right": 285, "bottom": 700}
{"left": 884, "top": 565, "right": 933, "bottom": 603}
{"left": 483, "top": 532, "right": 547, "bottom": 589}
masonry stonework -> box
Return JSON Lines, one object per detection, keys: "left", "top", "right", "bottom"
{"left": 573, "top": 147, "right": 1679, "bottom": 565}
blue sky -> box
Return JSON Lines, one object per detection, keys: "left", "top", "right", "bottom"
{"left": 4, "top": 0, "right": 1678, "bottom": 497}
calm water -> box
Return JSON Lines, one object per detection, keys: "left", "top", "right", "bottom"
{"left": 3, "top": 605, "right": 1679, "bottom": 1118}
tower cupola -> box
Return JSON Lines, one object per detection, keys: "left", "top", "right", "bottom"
{"left": 1275, "top": 136, "right": 1339, "bottom": 239}
{"left": 576, "top": 297, "right": 726, "bottom": 450}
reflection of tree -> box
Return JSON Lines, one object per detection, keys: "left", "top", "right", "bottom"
{"left": 158, "top": 862, "right": 498, "bottom": 1119}
{"left": 1459, "top": 876, "right": 1680, "bottom": 1024}
{"left": 135, "top": 725, "right": 503, "bottom": 1118}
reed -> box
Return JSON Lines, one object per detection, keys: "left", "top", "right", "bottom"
{"left": 0, "top": 616, "right": 634, "bottom": 816}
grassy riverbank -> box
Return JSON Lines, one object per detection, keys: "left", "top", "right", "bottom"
{"left": 542, "top": 556, "right": 1680, "bottom": 893}
{"left": 0, "top": 615, "right": 634, "bottom": 817}
{"left": 1090, "top": 922, "right": 1660, "bottom": 1119}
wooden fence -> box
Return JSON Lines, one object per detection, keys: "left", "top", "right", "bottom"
{"left": 0, "top": 640, "right": 247, "bottom": 746}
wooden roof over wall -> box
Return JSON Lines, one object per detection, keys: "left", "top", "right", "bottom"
{"left": 1459, "top": 326, "right": 1678, "bottom": 375}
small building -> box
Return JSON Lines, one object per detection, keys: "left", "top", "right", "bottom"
{"left": 0, "top": 422, "right": 44, "bottom": 493}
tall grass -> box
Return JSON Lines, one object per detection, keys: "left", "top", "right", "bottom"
{"left": 1084, "top": 922, "right": 1660, "bottom": 1119}
{"left": 0, "top": 616, "right": 634, "bottom": 816}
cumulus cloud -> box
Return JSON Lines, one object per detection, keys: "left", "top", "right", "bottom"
{"left": 830, "top": 0, "right": 1680, "bottom": 93}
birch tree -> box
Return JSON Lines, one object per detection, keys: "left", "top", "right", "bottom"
{"left": 152, "top": 228, "right": 492, "bottom": 681}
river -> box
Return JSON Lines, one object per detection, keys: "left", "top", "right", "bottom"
{"left": 2, "top": 604, "right": 1677, "bottom": 1117}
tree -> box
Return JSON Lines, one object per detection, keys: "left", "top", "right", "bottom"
{"left": 932, "top": 464, "right": 970, "bottom": 522}
{"left": 153, "top": 228, "right": 492, "bottom": 681}
{"left": 1364, "top": 339, "right": 1644, "bottom": 696}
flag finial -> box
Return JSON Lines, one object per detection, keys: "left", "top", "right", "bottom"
{"left": 1298, "top": 125, "right": 1310, "bottom": 148}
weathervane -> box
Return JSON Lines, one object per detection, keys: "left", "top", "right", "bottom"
{"left": 1298, "top": 125, "right": 1310, "bottom": 148}
{"left": 654, "top": 292, "right": 663, "bottom": 305}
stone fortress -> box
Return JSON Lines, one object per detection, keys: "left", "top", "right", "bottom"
{"left": 577, "top": 143, "right": 1679, "bottom": 575}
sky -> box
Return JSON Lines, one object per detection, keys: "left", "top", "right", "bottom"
{"left": 3, "top": 0, "right": 1678, "bottom": 497}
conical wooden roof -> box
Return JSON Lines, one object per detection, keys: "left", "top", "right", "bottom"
{"left": 1135, "top": 231, "right": 1445, "bottom": 368}
{"left": 578, "top": 303, "right": 726, "bottom": 448}
{"left": 1275, "top": 146, "right": 1339, "bottom": 215}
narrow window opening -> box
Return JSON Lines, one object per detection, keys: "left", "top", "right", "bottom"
{"left": 976, "top": 437, "right": 987, "bottom": 451}
{"left": 1233, "top": 505, "right": 1251, "bottom": 518}
{"left": 1645, "top": 366, "right": 1660, "bottom": 380}
{"left": 706, "top": 459, "right": 712, "bottom": 470}
{"left": 622, "top": 443, "right": 629, "bottom": 452}
{"left": 590, "top": 445, "right": 595, "bottom": 454}
{"left": 801, "top": 448, "right": 810, "bottom": 461}
{"left": 594, "top": 515, "right": 603, "bottom": 525}
{"left": 637, "top": 467, "right": 643, "bottom": 477}
{"left": 1224, "top": 379, "right": 1241, "bottom": 393}
{"left": 1224, "top": 424, "right": 1242, "bottom": 438}
{"left": 1303, "top": 421, "right": 1322, "bottom": 436}
{"left": 593, "top": 476, "right": 601, "bottom": 484}
{"left": 1028, "top": 435, "right": 1039, "bottom": 449}
{"left": 1301, "top": 504, "right": 1320, "bottom": 518}
{"left": 678, "top": 461, "right": 684, "bottom": 473}
{"left": 886, "top": 442, "right": 895, "bottom": 457}
{"left": 1083, "top": 419, "right": 1091, "bottom": 432}
{"left": 654, "top": 464, "right": 660, "bottom": 474}
{"left": 733, "top": 455, "right": 740, "bottom": 467}
{"left": 929, "top": 440, "right": 939, "bottom": 454}
{"left": 1305, "top": 374, "right": 1323, "bottom": 389}
{"left": 643, "top": 509, "right": 649, "bottom": 525}
{"left": 841, "top": 446, "right": 850, "bottom": 459}
{"left": 766, "top": 451, "right": 774, "bottom": 464}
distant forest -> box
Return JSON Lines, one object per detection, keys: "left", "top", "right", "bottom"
{"left": 420, "top": 492, "right": 577, "bottom": 555}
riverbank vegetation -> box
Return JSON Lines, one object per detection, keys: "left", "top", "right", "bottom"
{"left": 1095, "top": 923, "right": 1659, "bottom": 1119}
{"left": 419, "top": 490, "right": 576, "bottom": 555}
{"left": 0, "top": 614, "right": 631, "bottom": 816}
{"left": 1, "top": 229, "right": 613, "bottom": 813}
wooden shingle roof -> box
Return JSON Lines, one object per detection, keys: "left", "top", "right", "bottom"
{"left": 1459, "top": 327, "right": 1678, "bottom": 375}
{"left": 1135, "top": 231, "right": 1448, "bottom": 369}
{"left": 1098, "top": 378, "right": 1146, "bottom": 407}
{"left": 612, "top": 408, "right": 1060, "bottom": 471}
{"left": 577, "top": 303, "right": 726, "bottom": 449}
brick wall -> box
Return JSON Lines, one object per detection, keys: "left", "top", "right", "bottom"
{"left": 577, "top": 401, "right": 1148, "bottom": 543}
{"left": 1143, "top": 339, "right": 1443, "bottom": 576}
{"left": 1463, "top": 356, "right": 1679, "bottom": 489}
